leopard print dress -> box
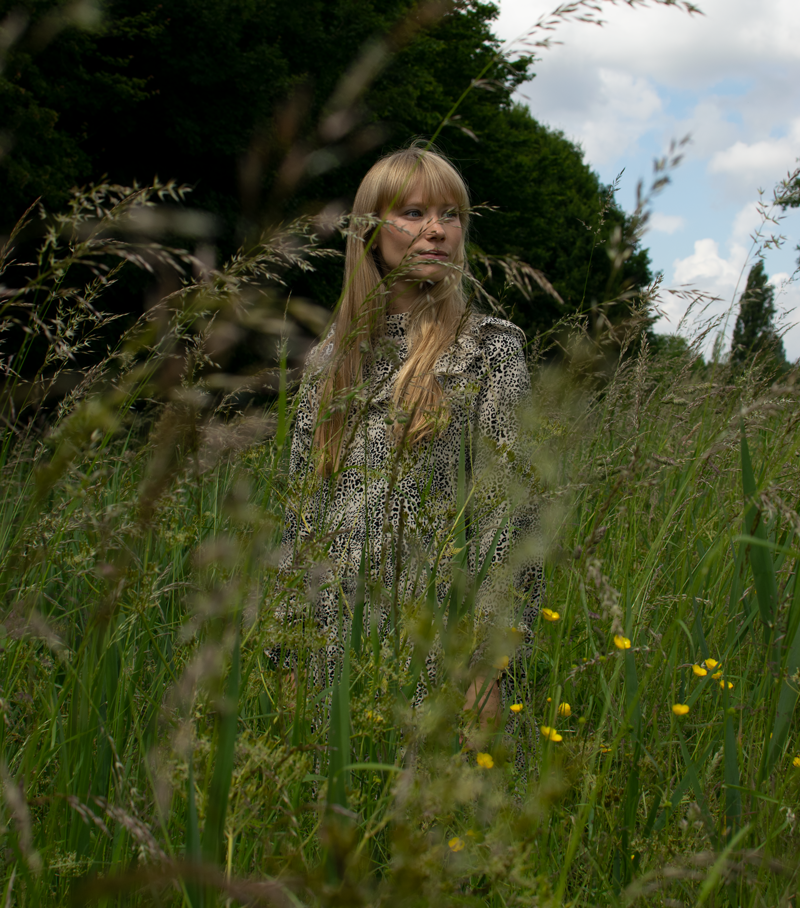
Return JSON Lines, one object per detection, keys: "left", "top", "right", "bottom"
{"left": 278, "top": 311, "right": 543, "bottom": 714}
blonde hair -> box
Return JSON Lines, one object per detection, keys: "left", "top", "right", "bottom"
{"left": 314, "top": 145, "right": 471, "bottom": 475}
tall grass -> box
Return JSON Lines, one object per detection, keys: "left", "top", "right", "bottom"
{"left": 2, "top": 2, "right": 800, "bottom": 905}
{"left": 1, "top": 176, "right": 799, "bottom": 908}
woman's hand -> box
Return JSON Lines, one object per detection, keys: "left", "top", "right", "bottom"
{"left": 462, "top": 674, "right": 502, "bottom": 747}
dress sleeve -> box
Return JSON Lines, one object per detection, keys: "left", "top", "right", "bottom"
{"left": 279, "top": 373, "right": 317, "bottom": 569}
{"left": 267, "top": 367, "right": 319, "bottom": 670}
{"left": 469, "top": 325, "right": 544, "bottom": 665}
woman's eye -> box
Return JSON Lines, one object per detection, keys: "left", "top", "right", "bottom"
{"left": 403, "top": 208, "right": 423, "bottom": 218}
{"left": 442, "top": 209, "right": 458, "bottom": 221}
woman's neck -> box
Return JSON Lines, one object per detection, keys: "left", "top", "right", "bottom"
{"left": 385, "top": 280, "right": 430, "bottom": 315}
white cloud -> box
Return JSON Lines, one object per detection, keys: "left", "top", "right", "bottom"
{"left": 496, "top": 0, "right": 800, "bottom": 176}
{"left": 672, "top": 238, "right": 749, "bottom": 290}
{"left": 709, "top": 120, "right": 800, "bottom": 190}
{"left": 650, "top": 212, "right": 685, "bottom": 235}
{"left": 495, "top": 0, "right": 800, "bottom": 89}
{"left": 654, "top": 239, "right": 750, "bottom": 350}
{"left": 551, "top": 68, "right": 663, "bottom": 165}
{"left": 493, "top": 0, "right": 800, "bottom": 360}
{"left": 659, "top": 241, "right": 800, "bottom": 361}
{"left": 771, "top": 273, "right": 800, "bottom": 363}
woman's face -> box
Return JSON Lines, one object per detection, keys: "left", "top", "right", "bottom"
{"left": 375, "top": 189, "right": 463, "bottom": 295}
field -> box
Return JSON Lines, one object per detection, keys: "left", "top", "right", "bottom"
{"left": 1, "top": 176, "right": 799, "bottom": 908}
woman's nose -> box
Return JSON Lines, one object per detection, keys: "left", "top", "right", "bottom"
{"left": 424, "top": 216, "right": 445, "bottom": 237}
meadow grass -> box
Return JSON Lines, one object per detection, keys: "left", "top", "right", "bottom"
{"left": 1, "top": 202, "right": 800, "bottom": 906}
{"left": 1, "top": 0, "right": 799, "bottom": 894}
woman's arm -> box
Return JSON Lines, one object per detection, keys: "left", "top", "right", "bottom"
{"left": 469, "top": 324, "right": 544, "bottom": 673}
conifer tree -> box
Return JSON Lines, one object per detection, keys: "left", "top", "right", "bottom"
{"left": 730, "top": 260, "right": 786, "bottom": 368}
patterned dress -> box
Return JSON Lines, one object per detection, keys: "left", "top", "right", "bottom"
{"left": 279, "top": 311, "right": 543, "bottom": 704}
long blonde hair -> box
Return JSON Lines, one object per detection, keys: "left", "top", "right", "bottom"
{"left": 314, "top": 145, "right": 471, "bottom": 475}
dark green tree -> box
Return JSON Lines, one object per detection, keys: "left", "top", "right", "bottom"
{"left": 0, "top": 0, "right": 651, "bottom": 337}
{"left": 730, "top": 260, "right": 786, "bottom": 368}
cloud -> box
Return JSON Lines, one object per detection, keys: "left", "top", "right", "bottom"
{"left": 769, "top": 274, "right": 800, "bottom": 361}
{"left": 672, "top": 238, "right": 749, "bottom": 290}
{"left": 709, "top": 119, "right": 800, "bottom": 190}
{"left": 496, "top": 0, "right": 800, "bottom": 89}
{"left": 549, "top": 68, "right": 662, "bottom": 165}
{"left": 649, "top": 213, "right": 685, "bottom": 235}
{"left": 496, "top": 0, "right": 800, "bottom": 175}
{"left": 660, "top": 239, "right": 800, "bottom": 361}
{"left": 493, "top": 0, "right": 800, "bottom": 359}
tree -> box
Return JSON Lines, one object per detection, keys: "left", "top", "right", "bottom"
{"left": 0, "top": 0, "right": 652, "bottom": 338}
{"left": 730, "top": 260, "right": 786, "bottom": 368}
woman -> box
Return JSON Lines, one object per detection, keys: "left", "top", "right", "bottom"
{"left": 278, "top": 144, "right": 543, "bottom": 736}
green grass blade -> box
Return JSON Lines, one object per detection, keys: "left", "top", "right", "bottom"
{"left": 740, "top": 426, "right": 778, "bottom": 635}
{"left": 185, "top": 755, "right": 203, "bottom": 908}
{"left": 722, "top": 691, "right": 742, "bottom": 837}
{"left": 200, "top": 631, "right": 241, "bottom": 865}
{"left": 763, "top": 561, "right": 800, "bottom": 779}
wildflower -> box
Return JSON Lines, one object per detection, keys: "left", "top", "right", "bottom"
{"left": 494, "top": 655, "right": 510, "bottom": 671}
{"left": 614, "top": 635, "right": 631, "bottom": 650}
{"left": 600, "top": 745, "right": 612, "bottom": 754}
{"left": 793, "top": 756, "right": 800, "bottom": 769}
{"left": 672, "top": 703, "right": 690, "bottom": 716}
{"left": 692, "top": 665, "right": 708, "bottom": 677}
{"left": 510, "top": 703, "right": 524, "bottom": 713}
{"left": 476, "top": 752, "right": 494, "bottom": 769}
{"left": 540, "top": 726, "right": 563, "bottom": 742}
{"left": 448, "top": 836, "right": 465, "bottom": 852}
{"left": 719, "top": 680, "right": 734, "bottom": 690}
{"left": 712, "top": 672, "right": 723, "bottom": 680}
{"left": 557, "top": 702, "right": 572, "bottom": 717}
{"left": 542, "top": 608, "right": 560, "bottom": 622}
{"left": 546, "top": 696, "right": 552, "bottom": 702}
{"left": 704, "top": 658, "right": 720, "bottom": 671}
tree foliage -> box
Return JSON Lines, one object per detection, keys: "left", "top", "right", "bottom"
{"left": 730, "top": 260, "right": 786, "bottom": 369}
{"left": 0, "top": 0, "right": 651, "bottom": 336}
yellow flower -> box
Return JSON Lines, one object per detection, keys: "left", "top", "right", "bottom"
{"left": 542, "top": 608, "right": 560, "bottom": 622}
{"left": 712, "top": 672, "right": 723, "bottom": 680}
{"left": 476, "top": 752, "right": 494, "bottom": 769}
{"left": 540, "top": 725, "right": 563, "bottom": 742}
{"left": 704, "top": 658, "right": 720, "bottom": 670}
{"left": 614, "top": 635, "right": 632, "bottom": 650}
{"left": 792, "top": 756, "right": 800, "bottom": 769}
{"left": 600, "top": 745, "right": 612, "bottom": 754}
{"left": 692, "top": 665, "right": 708, "bottom": 677}
{"left": 510, "top": 703, "right": 524, "bottom": 713}
{"left": 672, "top": 703, "right": 690, "bottom": 716}
{"left": 557, "top": 702, "right": 572, "bottom": 717}
{"left": 495, "top": 655, "right": 510, "bottom": 671}
{"left": 448, "top": 836, "right": 465, "bottom": 852}
{"left": 719, "top": 680, "right": 734, "bottom": 690}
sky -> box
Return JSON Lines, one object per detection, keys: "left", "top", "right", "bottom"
{"left": 491, "top": 0, "right": 800, "bottom": 360}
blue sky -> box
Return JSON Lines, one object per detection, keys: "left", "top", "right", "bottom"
{"left": 492, "top": 0, "right": 800, "bottom": 359}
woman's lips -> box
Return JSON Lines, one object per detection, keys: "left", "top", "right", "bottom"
{"left": 415, "top": 251, "right": 448, "bottom": 259}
